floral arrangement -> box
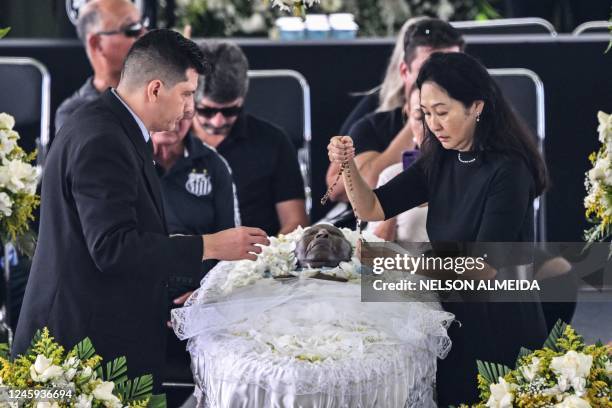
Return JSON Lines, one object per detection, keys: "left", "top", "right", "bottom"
{"left": 584, "top": 111, "right": 612, "bottom": 248}
{"left": 218, "top": 225, "right": 380, "bottom": 294}
{"left": 171, "top": 0, "right": 498, "bottom": 37}
{"left": 0, "top": 328, "right": 166, "bottom": 408}
{"left": 0, "top": 113, "right": 40, "bottom": 255}
{"left": 455, "top": 320, "right": 611, "bottom": 408}
{"left": 342, "top": 0, "right": 499, "bottom": 37}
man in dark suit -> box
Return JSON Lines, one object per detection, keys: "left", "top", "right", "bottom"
{"left": 12, "top": 29, "right": 268, "bottom": 387}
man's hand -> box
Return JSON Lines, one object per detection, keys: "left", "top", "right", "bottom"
{"left": 173, "top": 291, "right": 194, "bottom": 305}
{"left": 167, "top": 290, "right": 194, "bottom": 328}
{"left": 203, "top": 227, "right": 269, "bottom": 261}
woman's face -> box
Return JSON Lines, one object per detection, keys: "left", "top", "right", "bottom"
{"left": 420, "top": 81, "right": 482, "bottom": 152}
{"left": 407, "top": 89, "right": 424, "bottom": 147}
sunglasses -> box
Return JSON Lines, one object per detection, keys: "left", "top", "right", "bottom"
{"left": 195, "top": 105, "right": 243, "bottom": 119}
{"left": 96, "top": 17, "right": 149, "bottom": 38}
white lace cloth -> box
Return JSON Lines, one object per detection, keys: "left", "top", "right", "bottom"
{"left": 172, "top": 228, "right": 454, "bottom": 408}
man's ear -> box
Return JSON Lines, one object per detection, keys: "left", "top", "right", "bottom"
{"left": 86, "top": 33, "right": 101, "bottom": 54}
{"left": 146, "top": 80, "right": 163, "bottom": 102}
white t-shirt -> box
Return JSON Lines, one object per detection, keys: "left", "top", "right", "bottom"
{"left": 366, "top": 162, "right": 429, "bottom": 244}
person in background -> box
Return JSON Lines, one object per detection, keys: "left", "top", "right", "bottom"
{"left": 55, "top": 0, "right": 147, "bottom": 132}
{"left": 326, "top": 18, "right": 465, "bottom": 203}
{"left": 151, "top": 115, "right": 241, "bottom": 388}
{"left": 337, "top": 17, "right": 425, "bottom": 137}
{"left": 365, "top": 84, "right": 428, "bottom": 243}
{"left": 192, "top": 40, "right": 309, "bottom": 236}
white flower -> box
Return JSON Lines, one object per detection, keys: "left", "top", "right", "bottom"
{"left": 437, "top": 0, "right": 455, "bottom": 20}
{"left": 597, "top": 111, "right": 612, "bottom": 144}
{"left": 571, "top": 376, "right": 587, "bottom": 397}
{"left": 92, "top": 381, "right": 122, "bottom": 408}
{"left": 63, "top": 356, "right": 80, "bottom": 381}
{"left": 0, "top": 192, "right": 12, "bottom": 217}
{"left": 520, "top": 357, "right": 540, "bottom": 381}
{"left": 238, "top": 14, "right": 266, "bottom": 33}
{"left": 78, "top": 366, "right": 95, "bottom": 382}
{"left": 74, "top": 394, "right": 93, "bottom": 408}
{"left": 0, "top": 113, "right": 15, "bottom": 130}
{"left": 550, "top": 350, "right": 593, "bottom": 384}
{"left": 0, "top": 129, "right": 18, "bottom": 158}
{"left": 485, "top": 377, "right": 515, "bottom": 408}
{"left": 605, "top": 358, "right": 612, "bottom": 378}
{"left": 554, "top": 395, "right": 591, "bottom": 408}
{"left": 30, "top": 355, "right": 64, "bottom": 383}
{"left": 1, "top": 159, "right": 38, "bottom": 194}
{"left": 550, "top": 351, "right": 593, "bottom": 394}
{"left": 36, "top": 402, "right": 60, "bottom": 408}
{"left": 589, "top": 156, "right": 609, "bottom": 183}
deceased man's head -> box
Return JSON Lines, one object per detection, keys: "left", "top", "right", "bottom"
{"left": 295, "top": 225, "right": 353, "bottom": 268}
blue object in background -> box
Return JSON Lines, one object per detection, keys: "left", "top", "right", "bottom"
{"left": 402, "top": 149, "right": 420, "bottom": 170}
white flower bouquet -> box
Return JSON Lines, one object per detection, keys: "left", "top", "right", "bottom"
{"left": 0, "top": 113, "right": 40, "bottom": 255}
{"left": 584, "top": 111, "right": 612, "bottom": 249}
{"left": 218, "top": 225, "right": 382, "bottom": 294}
{"left": 0, "top": 328, "right": 166, "bottom": 408}
{"left": 455, "top": 320, "right": 611, "bottom": 408}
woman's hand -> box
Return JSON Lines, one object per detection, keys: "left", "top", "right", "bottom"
{"left": 327, "top": 136, "right": 356, "bottom": 164}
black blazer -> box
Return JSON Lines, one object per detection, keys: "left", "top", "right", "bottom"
{"left": 13, "top": 90, "right": 203, "bottom": 386}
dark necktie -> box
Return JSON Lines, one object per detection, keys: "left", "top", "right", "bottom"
{"left": 146, "top": 137, "right": 153, "bottom": 155}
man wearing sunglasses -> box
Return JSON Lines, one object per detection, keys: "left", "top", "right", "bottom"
{"left": 192, "top": 41, "right": 309, "bottom": 237}
{"left": 55, "top": 0, "right": 147, "bottom": 132}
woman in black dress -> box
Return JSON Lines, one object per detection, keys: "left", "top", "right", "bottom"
{"left": 327, "top": 52, "right": 550, "bottom": 405}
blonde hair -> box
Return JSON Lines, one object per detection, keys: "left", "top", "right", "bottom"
{"left": 377, "top": 17, "right": 427, "bottom": 112}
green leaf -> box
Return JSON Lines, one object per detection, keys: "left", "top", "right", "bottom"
{"left": 477, "top": 360, "right": 495, "bottom": 384}
{"left": 0, "top": 27, "right": 10, "bottom": 39}
{"left": 516, "top": 347, "right": 533, "bottom": 368}
{"left": 477, "top": 360, "right": 510, "bottom": 384}
{"left": 25, "top": 329, "right": 43, "bottom": 356}
{"left": 118, "top": 374, "right": 154, "bottom": 403}
{"left": 148, "top": 394, "right": 167, "bottom": 408}
{"left": 0, "top": 343, "right": 9, "bottom": 360}
{"left": 73, "top": 337, "right": 96, "bottom": 361}
{"left": 543, "top": 319, "right": 567, "bottom": 352}
{"left": 103, "top": 356, "right": 128, "bottom": 384}
{"left": 14, "top": 230, "right": 37, "bottom": 259}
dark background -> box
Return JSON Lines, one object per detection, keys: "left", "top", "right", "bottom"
{"left": 0, "top": 34, "right": 611, "bottom": 242}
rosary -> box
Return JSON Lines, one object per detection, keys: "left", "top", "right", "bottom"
{"left": 320, "top": 155, "right": 364, "bottom": 241}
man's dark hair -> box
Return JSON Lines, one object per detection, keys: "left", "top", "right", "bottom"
{"left": 195, "top": 41, "right": 249, "bottom": 104}
{"left": 403, "top": 18, "right": 465, "bottom": 68}
{"left": 120, "top": 29, "right": 207, "bottom": 89}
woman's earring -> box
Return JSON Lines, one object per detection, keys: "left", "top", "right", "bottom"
{"left": 476, "top": 112, "right": 481, "bottom": 122}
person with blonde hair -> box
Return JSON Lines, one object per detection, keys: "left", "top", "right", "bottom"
{"left": 327, "top": 18, "right": 465, "bottom": 204}
{"left": 338, "top": 16, "right": 426, "bottom": 136}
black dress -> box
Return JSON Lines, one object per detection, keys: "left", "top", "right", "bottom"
{"left": 374, "top": 148, "right": 548, "bottom": 406}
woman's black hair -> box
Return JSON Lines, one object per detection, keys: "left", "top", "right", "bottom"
{"left": 415, "top": 52, "right": 549, "bottom": 196}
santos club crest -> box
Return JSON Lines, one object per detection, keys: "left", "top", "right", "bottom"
{"left": 185, "top": 170, "right": 212, "bottom": 197}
